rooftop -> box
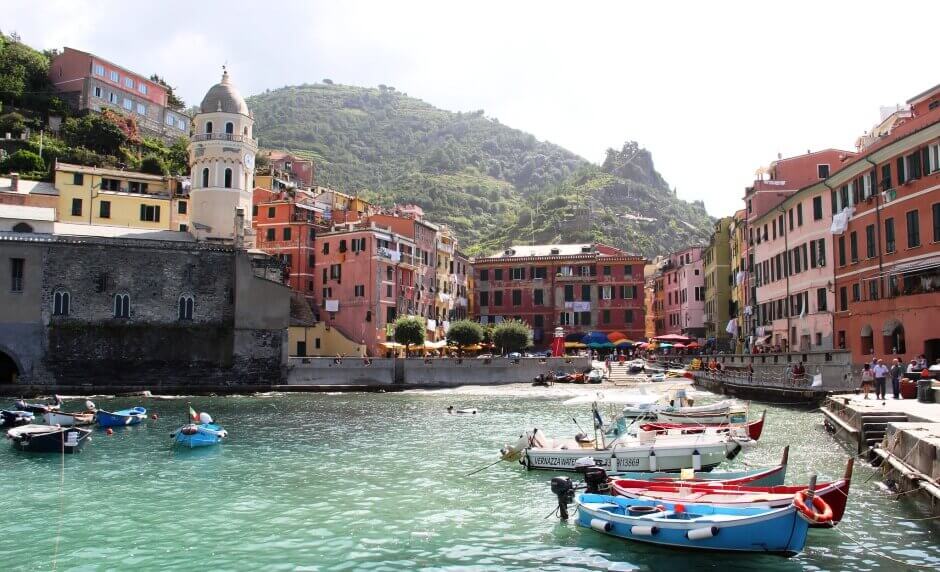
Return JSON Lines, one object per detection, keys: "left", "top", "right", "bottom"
{"left": 55, "top": 162, "right": 168, "bottom": 182}
{"left": 53, "top": 222, "right": 195, "bottom": 242}
{"left": 0, "top": 176, "right": 58, "bottom": 196}
{"left": 0, "top": 204, "right": 56, "bottom": 221}
{"left": 200, "top": 70, "right": 249, "bottom": 116}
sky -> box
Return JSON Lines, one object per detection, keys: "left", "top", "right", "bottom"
{"left": 6, "top": 0, "right": 940, "bottom": 217}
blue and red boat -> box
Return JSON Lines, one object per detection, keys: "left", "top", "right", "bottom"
{"left": 96, "top": 407, "right": 147, "bottom": 427}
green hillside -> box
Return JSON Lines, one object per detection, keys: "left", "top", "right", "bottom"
{"left": 248, "top": 83, "right": 713, "bottom": 257}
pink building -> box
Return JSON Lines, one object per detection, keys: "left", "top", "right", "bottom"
{"left": 658, "top": 246, "right": 705, "bottom": 338}
{"left": 752, "top": 185, "right": 836, "bottom": 351}
{"left": 312, "top": 222, "right": 416, "bottom": 356}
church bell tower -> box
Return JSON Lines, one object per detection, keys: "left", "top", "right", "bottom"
{"left": 188, "top": 68, "right": 257, "bottom": 242}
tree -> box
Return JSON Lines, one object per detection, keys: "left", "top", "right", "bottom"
{"left": 0, "top": 112, "right": 26, "bottom": 136}
{"left": 446, "top": 320, "right": 483, "bottom": 353}
{"left": 63, "top": 113, "right": 127, "bottom": 155}
{"left": 1, "top": 149, "right": 44, "bottom": 173}
{"left": 140, "top": 154, "right": 168, "bottom": 176}
{"left": 0, "top": 32, "right": 53, "bottom": 109}
{"left": 393, "top": 317, "right": 425, "bottom": 355}
{"left": 149, "top": 74, "right": 185, "bottom": 110}
{"left": 492, "top": 320, "right": 532, "bottom": 355}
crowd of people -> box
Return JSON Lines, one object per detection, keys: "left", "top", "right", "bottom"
{"left": 859, "top": 354, "right": 937, "bottom": 400}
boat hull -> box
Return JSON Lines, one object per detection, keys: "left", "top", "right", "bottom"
{"left": 172, "top": 423, "right": 227, "bottom": 448}
{"left": 524, "top": 441, "right": 737, "bottom": 472}
{"left": 641, "top": 411, "right": 766, "bottom": 441}
{"left": 1, "top": 410, "right": 34, "bottom": 428}
{"left": 96, "top": 408, "right": 147, "bottom": 427}
{"left": 42, "top": 411, "right": 95, "bottom": 426}
{"left": 7, "top": 425, "right": 91, "bottom": 453}
{"left": 577, "top": 494, "right": 810, "bottom": 556}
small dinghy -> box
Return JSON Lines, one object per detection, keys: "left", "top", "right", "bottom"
{"left": 42, "top": 411, "right": 96, "bottom": 426}
{"left": 610, "top": 458, "right": 853, "bottom": 527}
{"left": 96, "top": 407, "right": 147, "bottom": 427}
{"left": 640, "top": 410, "right": 766, "bottom": 441}
{"left": 14, "top": 397, "right": 62, "bottom": 415}
{"left": 171, "top": 411, "right": 227, "bottom": 448}
{"left": 587, "top": 369, "right": 604, "bottom": 384}
{"left": 447, "top": 406, "right": 478, "bottom": 415}
{"left": 573, "top": 492, "right": 818, "bottom": 556}
{"left": 7, "top": 424, "right": 92, "bottom": 453}
{"left": 1, "top": 409, "right": 34, "bottom": 428}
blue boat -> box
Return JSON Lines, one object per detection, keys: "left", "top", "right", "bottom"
{"left": 171, "top": 422, "right": 227, "bottom": 448}
{"left": 576, "top": 493, "right": 813, "bottom": 556}
{"left": 96, "top": 407, "right": 147, "bottom": 427}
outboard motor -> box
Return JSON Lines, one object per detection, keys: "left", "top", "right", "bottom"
{"left": 583, "top": 466, "right": 609, "bottom": 494}
{"left": 550, "top": 476, "right": 575, "bottom": 520}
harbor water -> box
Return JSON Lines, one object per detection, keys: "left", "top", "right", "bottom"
{"left": 1, "top": 385, "right": 939, "bottom": 571}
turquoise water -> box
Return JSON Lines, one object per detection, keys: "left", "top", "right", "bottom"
{"left": 1, "top": 386, "right": 939, "bottom": 571}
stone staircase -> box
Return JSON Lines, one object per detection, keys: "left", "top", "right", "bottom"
{"left": 607, "top": 362, "right": 633, "bottom": 383}
{"left": 859, "top": 411, "right": 910, "bottom": 449}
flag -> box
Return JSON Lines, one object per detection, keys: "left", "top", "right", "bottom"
{"left": 189, "top": 405, "right": 199, "bottom": 422}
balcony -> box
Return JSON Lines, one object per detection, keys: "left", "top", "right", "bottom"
{"left": 555, "top": 273, "right": 593, "bottom": 282}
{"left": 190, "top": 133, "right": 258, "bottom": 146}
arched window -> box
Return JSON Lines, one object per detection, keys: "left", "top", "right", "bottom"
{"left": 12, "top": 222, "right": 33, "bottom": 233}
{"left": 53, "top": 290, "right": 71, "bottom": 316}
{"left": 224, "top": 168, "right": 233, "bottom": 188}
{"left": 201, "top": 168, "right": 209, "bottom": 188}
{"left": 205, "top": 121, "right": 213, "bottom": 134}
{"left": 178, "top": 295, "right": 194, "bottom": 321}
{"left": 113, "top": 293, "right": 130, "bottom": 319}
{"left": 225, "top": 122, "right": 234, "bottom": 134}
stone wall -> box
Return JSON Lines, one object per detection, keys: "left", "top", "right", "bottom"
{"left": 286, "top": 356, "right": 592, "bottom": 387}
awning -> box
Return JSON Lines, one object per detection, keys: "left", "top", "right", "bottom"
{"left": 882, "top": 318, "right": 903, "bottom": 336}
{"left": 889, "top": 254, "right": 940, "bottom": 275}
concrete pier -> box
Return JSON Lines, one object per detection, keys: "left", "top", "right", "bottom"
{"left": 822, "top": 391, "right": 940, "bottom": 516}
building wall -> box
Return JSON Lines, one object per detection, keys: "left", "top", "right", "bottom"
{"left": 54, "top": 167, "right": 180, "bottom": 230}
{"left": 288, "top": 323, "right": 365, "bottom": 357}
{"left": 0, "top": 235, "right": 287, "bottom": 387}
{"left": 704, "top": 217, "right": 732, "bottom": 344}
{"left": 472, "top": 250, "right": 646, "bottom": 346}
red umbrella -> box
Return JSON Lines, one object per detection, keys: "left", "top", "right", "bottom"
{"left": 607, "top": 331, "right": 628, "bottom": 342}
{"left": 673, "top": 343, "right": 687, "bottom": 349}
{"left": 654, "top": 334, "right": 692, "bottom": 342}
{"left": 686, "top": 341, "right": 701, "bottom": 349}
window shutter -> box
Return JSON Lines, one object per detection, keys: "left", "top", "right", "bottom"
{"left": 140, "top": 204, "right": 146, "bottom": 220}
{"left": 897, "top": 157, "right": 905, "bottom": 184}
{"left": 155, "top": 206, "right": 161, "bottom": 222}
{"left": 590, "top": 265, "right": 596, "bottom": 276}
{"left": 924, "top": 148, "right": 932, "bottom": 175}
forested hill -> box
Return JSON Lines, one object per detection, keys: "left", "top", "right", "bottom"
{"left": 247, "top": 82, "right": 713, "bottom": 257}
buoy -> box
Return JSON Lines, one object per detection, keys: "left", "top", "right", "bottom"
{"left": 674, "top": 503, "right": 686, "bottom": 514}
{"left": 630, "top": 525, "right": 658, "bottom": 536}
{"left": 106, "top": 428, "right": 114, "bottom": 436}
{"left": 648, "top": 450, "right": 657, "bottom": 472}
{"left": 692, "top": 449, "right": 702, "bottom": 471}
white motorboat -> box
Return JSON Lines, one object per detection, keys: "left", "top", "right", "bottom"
{"left": 500, "top": 428, "right": 742, "bottom": 472}
{"left": 655, "top": 400, "right": 747, "bottom": 425}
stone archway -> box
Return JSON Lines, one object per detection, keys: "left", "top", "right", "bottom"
{"left": 0, "top": 350, "right": 19, "bottom": 384}
{"left": 883, "top": 319, "right": 905, "bottom": 355}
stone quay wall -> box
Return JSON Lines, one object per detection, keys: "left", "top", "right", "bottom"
{"left": 286, "top": 356, "right": 592, "bottom": 387}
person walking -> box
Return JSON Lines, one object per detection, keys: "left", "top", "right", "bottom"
{"left": 873, "top": 359, "right": 890, "bottom": 400}
{"left": 890, "top": 358, "right": 902, "bottom": 399}
{"left": 860, "top": 363, "right": 874, "bottom": 399}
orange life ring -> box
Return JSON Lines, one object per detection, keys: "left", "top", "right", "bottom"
{"left": 794, "top": 491, "right": 833, "bottom": 524}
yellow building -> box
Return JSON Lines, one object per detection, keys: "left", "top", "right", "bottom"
{"left": 54, "top": 162, "right": 190, "bottom": 231}
{"left": 289, "top": 323, "right": 365, "bottom": 357}
{"left": 728, "top": 209, "right": 748, "bottom": 353}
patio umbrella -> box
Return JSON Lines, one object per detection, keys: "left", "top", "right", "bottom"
{"left": 565, "top": 341, "right": 587, "bottom": 349}
{"left": 673, "top": 343, "right": 687, "bottom": 349}
{"left": 659, "top": 342, "right": 673, "bottom": 348}
{"left": 653, "top": 334, "right": 692, "bottom": 343}
{"left": 607, "top": 331, "right": 628, "bottom": 342}
{"left": 615, "top": 339, "right": 634, "bottom": 347}
{"left": 582, "top": 331, "right": 609, "bottom": 345}
{"left": 686, "top": 341, "right": 701, "bottom": 349}
{"left": 565, "top": 332, "right": 585, "bottom": 342}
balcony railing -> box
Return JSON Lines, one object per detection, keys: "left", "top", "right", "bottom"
{"left": 555, "top": 273, "right": 593, "bottom": 281}
{"left": 191, "top": 133, "right": 258, "bottom": 146}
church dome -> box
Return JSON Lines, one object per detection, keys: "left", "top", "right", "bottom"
{"left": 199, "top": 69, "right": 249, "bottom": 115}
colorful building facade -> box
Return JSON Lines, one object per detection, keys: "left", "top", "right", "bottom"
{"left": 471, "top": 244, "right": 647, "bottom": 347}
{"left": 703, "top": 217, "right": 732, "bottom": 348}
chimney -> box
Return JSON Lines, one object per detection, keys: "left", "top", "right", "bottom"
{"left": 234, "top": 208, "right": 245, "bottom": 249}
{"left": 10, "top": 173, "right": 19, "bottom": 193}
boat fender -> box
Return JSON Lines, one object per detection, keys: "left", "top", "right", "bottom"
{"left": 648, "top": 450, "right": 657, "bottom": 472}
{"left": 610, "top": 452, "right": 617, "bottom": 472}
{"left": 794, "top": 491, "right": 834, "bottom": 524}
{"left": 181, "top": 425, "right": 199, "bottom": 436}
{"left": 692, "top": 449, "right": 701, "bottom": 471}
{"left": 106, "top": 428, "right": 113, "bottom": 436}
{"left": 686, "top": 526, "right": 719, "bottom": 540}
{"left": 590, "top": 519, "right": 612, "bottom": 533}
{"left": 630, "top": 525, "right": 659, "bottom": 536}
{"left": 522, "top": 451, "right": 530, "bottom": 470}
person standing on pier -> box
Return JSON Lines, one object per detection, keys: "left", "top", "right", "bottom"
{"left": 860, "top": 363, "right": 874, "bottom": 399}
{"left": 890, "top": 359, "right": 902, "bottom": 399}
{"left": 873, "top": 359, "right": 890, "bottom": 400}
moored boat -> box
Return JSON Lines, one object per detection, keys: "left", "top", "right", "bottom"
{"left": 609, "top": 457, "right": 852, "bottom": 527}
{"left": 1, "top": 409, "right": 34, "bottom": 428}
{"left": 655, "top": 400, "right": 748, "bottom": 425}
{"left": 574, "top": 492, "right": 817, "bottom": 556}
{"left": 640, "top": 410, "right": 766, "bottom": 441}
{"left": 171, "top": 411, "right": 227, "bottom": 448}
{"left": 6, "top": 424, "right": 92, "bottom": 453}
{"left": 13, "top": 398, "right": 62, "bottom": 415}
{"left": 96, "top": 407, "right": 147, "bottom": 427}
{"left": 501, "top": 428, "right": 742, "bottom": 472}
{"left": 612, "top": 446, "right": 790, "bottom": 487}
{"left": 42, "top": 411, "right": 96, "bottom": 426}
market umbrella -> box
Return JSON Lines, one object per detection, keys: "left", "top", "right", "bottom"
{"left": 582, "top": 331, "right": 609, "bottom": 345}
{"left": 659, "top": 342, "right": 673, "bottom": 348}
{"left": 673, "top": 343, "right": 687, "bottom": 349}
{"left": 565, "top": 332, "right": 585, "bottom": 342}
{"left": 607, "top": 331, "right": 628, "bottom": 342}
{"left": 615, "top": 339, "right": 634, "bottom": 347}
{"left": 565, "top": 341, "right": 587, "bottom": 349}
{"left": 686, "top": 341, "right": 701, "bottom": 349}
{"left": 653, "top": 334, "right": 692, "bottom": 343}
